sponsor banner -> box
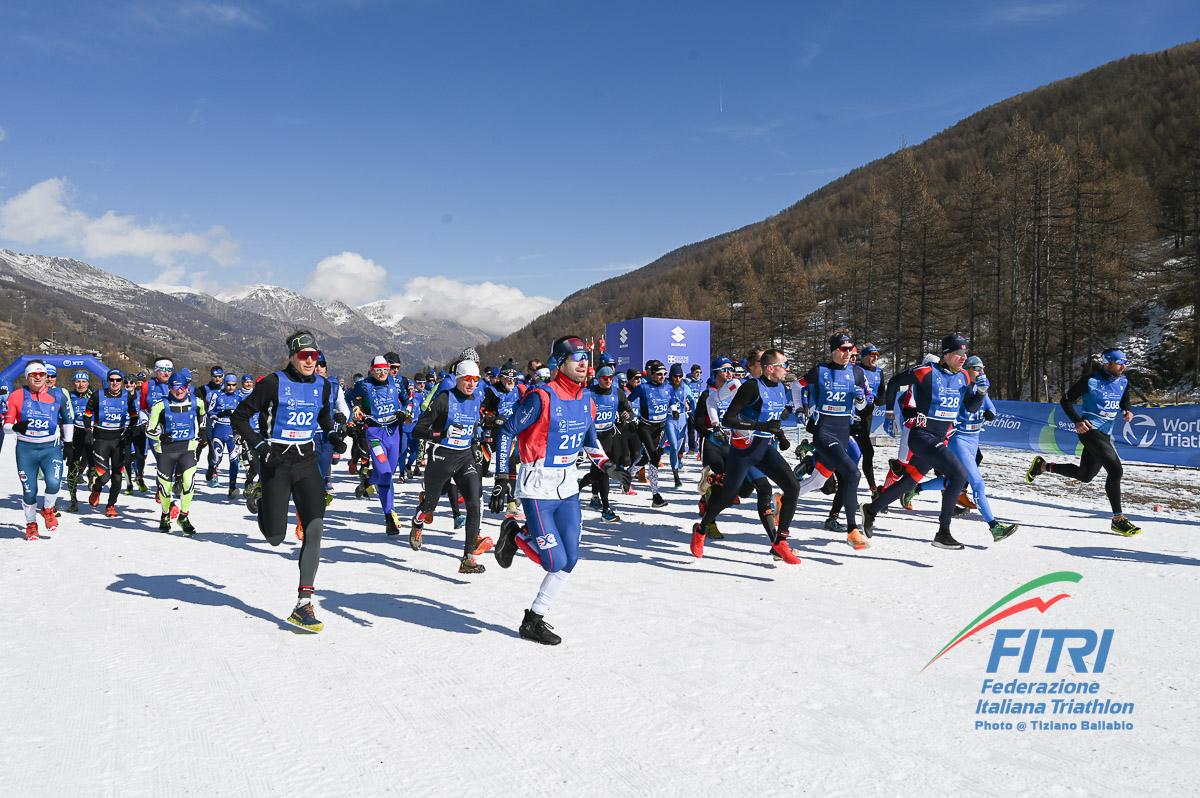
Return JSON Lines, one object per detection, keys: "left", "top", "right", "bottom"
{"left": 604, "top": 318, "right": 710, "bottom": 375}
{"left": 0, "top": 353, "right": 112, "bottom": 390}
{"left": 981, "top": 400, "right": 1200, "bottom": 467}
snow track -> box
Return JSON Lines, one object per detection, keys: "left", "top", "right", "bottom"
{"left": 0, "top": 442, "right": 1195, "bottom": 796}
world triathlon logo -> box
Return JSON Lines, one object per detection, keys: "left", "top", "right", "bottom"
{"left": 1120, "top": 414, "right": 1157, "bottom": 448}
{"left": 924, "top": 571, "right": 1082, "bottom": 670}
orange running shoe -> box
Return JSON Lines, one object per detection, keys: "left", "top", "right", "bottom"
{"left": 846, "top": 528, "right": 870, "bottom": 551}
{"left": 472, "top": 536, "right": 495, "bottom": 556}
{"left": 25, "top": 522, "right": 39, "bottom": 540}
{"left": 296, "top": 519, "right": 305, "bottom": 541}
{"left": 169, "top": 503, "right": 180, "bottom": 521}
{"left": 957, "top": 492, "right": 977, "bottom": 510}
{"left": 770, "top": 537, "right": 802, "bottom": 565}
{"left": 104, "top": 505, "right": 119, "bottom": 518}
{"left": 41, "top": 507, "right": 59, "bottom": 531}
{"left": 88, "top": 488, "right": 102, "bottom": 507}
{"left": 690, "top": 523, "right": 705, "bottom": 558}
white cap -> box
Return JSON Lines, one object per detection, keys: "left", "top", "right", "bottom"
{"left": 154, "top": 359, "right": 174, "bottom": 371}
{"left": 923, "top": 353, "right": 940, "bottom": 366}
{"left": 536, "top": 367, "right": 551, "bottom": 379}
{"left": 455, "top": 360, "right": 480, "bottom": 378}
{"left": 24, "top": 361, "right": 47, "bottom": 377}
{"left": 370, "top": 355, "right": 389, "bottom": 369}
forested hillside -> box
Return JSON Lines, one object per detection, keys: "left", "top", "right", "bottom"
{"left": 482, "top": 41, "right": 1200, "bottom": 400}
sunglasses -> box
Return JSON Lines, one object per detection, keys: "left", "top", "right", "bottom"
{"left": 295, "top": 350, "right": 321, "bottom": 363}
{"left": 565, "top": 352, "right": 590, "bottom": 362}
{"left": 837, "top": 345, "right": 854, "bottom": 352}
{"left": 767, "top": 361, "right": 791, "bottom": 369}
{"left": 108, "top": 377, "right": 123, "bottom": 383}
{"left": 460, "top": 375, "right": 480, "bottom": 383}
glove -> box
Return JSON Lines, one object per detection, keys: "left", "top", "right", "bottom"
{"left": 160, "top": 429, "right": 173, "bottom": 445}
{"left": 983, "top": 410, "right": 996, "bottom": 422}
{"left": 753, "top": 419, "right": 782, "bottom": 434}
{"left": 603, "top": 460, "right": 622, "bottom": 483}
{"left": 781, "top": 405, "right": 794, "bottom": 421}
{"left": 711, "top": 426, "right": 729, "bottom": 444}
{"left": 774, "top": 430, "right": 791, "bottom": 451}
{"left": 253, "top": 440, "right": 274, "bottom": 468}
{"left": 12, "top": 420, "right": 28, "bottom": 434}
{"left": 975, "top": 375, "right": 990, "bottom": 393}
{"left": 619, "top": 411, "right": 633, "bottom": 425}
{"left": 216, "top": 409, "right": 233, "bottom": 418}
{"left": 488, "top": 476, "right": 510, "bottom": 513}
{"left": 805, "top": 416, "right": 818, "bottom": 435}
{"left": 883, "top": 414, "right": 896, "bottom": 437}
{"left": 671, "top": 410, "right": 680, "bottom": 420}
{"left": 331, "top": 431, "right": 348, "bottom": 454}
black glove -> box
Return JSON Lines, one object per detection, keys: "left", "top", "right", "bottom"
{"left": 253, "top": 440, "right": 273, "bottom": 468}
{"left": 774, "top": 430, "right": 791, "bottom": 451}
{"left": 672, "top": 410, "right": 680, "bottom": 420}
{"left": 217, "top": 409, "right": 233, "bottom": 418}
{"left": 488, "top": 476, "right": 510, "bottom": 513}
{"left": 753, "top": 419, "right": 782, "bottom": 434}
{"left": 12, "top": 420, "right": 29, "bottom": 435}
{"left": 781, "top": 406, "right": 794, "bottom": 421}
{"left": 983, "top": 410, "right": 996, "bottom": 422}
{"left": 333, "top": 412, "right": 347, "bottom": 425}
{"left": 331, "top": 431, "right": 348, "bottom": 454}
{"left": 160, "top": 429, "right": 173, "bottom": 445}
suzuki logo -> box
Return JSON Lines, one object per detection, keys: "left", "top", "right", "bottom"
{"left": 671, "top": 326, "right": 686, "bottom": 343}
{"left": 619, "top": 328, "right": 628, "bottom": 346}
{"left": 1121, "top": 414, "right": 1157, "bottom": 448}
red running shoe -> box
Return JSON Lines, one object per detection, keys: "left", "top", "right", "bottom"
{"left": 104, "top": 505, "right": 119, "bottom": 518}
{"left": 169, "top": 503, "right": 180, "bottom": 521}
{"left": 41, "top": 508, "right": 59, "bottom": 531}
{"left": 770, "top": 537, "right": 802, "bottom": 565}
{"left": 690, "top": 523, "right": 705, "bottom": 558}
{"left": 25, "top": 522, "right": 39, "bottom": 540}
{"left": 472, "top": 536, "right": 495, "bottom": 556}
{"left": 89, "top": 488, "right": 102, "bottom": 507}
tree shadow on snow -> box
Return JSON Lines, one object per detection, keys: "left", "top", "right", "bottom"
{"left": 106, "top": 572, "right": 290, "bottom": 629}
{"left": 317, "top": 590, "right": 516, "bottom": 636}
{"left": 1033, "top": 544, "right": 1200, "bottom": 567}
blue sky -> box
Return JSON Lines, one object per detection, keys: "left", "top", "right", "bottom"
{"left": 0, "top": 0, "right": 1196, "bottom": 333}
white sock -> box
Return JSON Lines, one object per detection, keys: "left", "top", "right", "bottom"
{"left": 23, "top": 503, "right": 37, "bottom": 523}
{"left": 795, "top": 468, "right": 828, "bottom": 498}
{"left": 531, "top": 570, "right": 569, "bottom": 616}
{"left": 43, "top": 492, "right": 58, "bottom": 511}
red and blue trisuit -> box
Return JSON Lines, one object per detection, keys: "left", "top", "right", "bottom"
{"left": 495, "top": 373, "right": 608, "bottom": 614}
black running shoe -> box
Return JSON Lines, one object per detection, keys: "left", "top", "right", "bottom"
{"left": 158, "top": 513, "right": 171, "bottom": 534}
{"left": 862, "top": 504, "right": 877, "bottom": 538}
{"left": 932, "top": 528, "right": 964, "bottom": 550}
{"left": 519, "top": 609, "right": 561, "bottom": 645}
{"left": 651, "top": 493, "right": 668, "bottom": 508}
{"left": 495, "top": 517, "right": 521, "bottom": 568}
{"left": 458, "top": 556, "right": 485, "bottom": 574}
{"left": 178, "top": 513, "right": 196, "bottom": 537}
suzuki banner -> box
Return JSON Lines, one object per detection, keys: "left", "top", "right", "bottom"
{"left": 604, "top": 318, "right": 710, "bottom": 374}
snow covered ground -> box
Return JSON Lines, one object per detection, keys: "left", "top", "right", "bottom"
{"left": 0, "top": 439, "right": 1196, "bottom": 797}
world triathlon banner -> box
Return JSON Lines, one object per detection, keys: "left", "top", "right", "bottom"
{"left": 850, "top": 400, "right": 1200, "bottom": 467}
{"left": 978, "top": 400, "right": 1200, "bottom": 468}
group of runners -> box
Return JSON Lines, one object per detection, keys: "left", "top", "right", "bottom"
{"left": 2, "top": 328, "right": 1143, "bottom": 642}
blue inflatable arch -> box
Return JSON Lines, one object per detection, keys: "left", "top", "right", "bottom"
{"left": 0, "top": 354, "right": 112, "bottom": 391}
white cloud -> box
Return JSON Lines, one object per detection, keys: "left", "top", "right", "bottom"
{"left": 304, "top": 251, "right": 388, "bottom": 305}
{"left": 180, "top": 2, "right": 264, "bottom": 29}
{"left": 0, "top": 177, "right": 239, "bottom": 271}
{"left": 988, "top": 2, "right": 1078, "bottom": 24}
{"left": 375, "top": 276, "right": 558, "bottom": 337}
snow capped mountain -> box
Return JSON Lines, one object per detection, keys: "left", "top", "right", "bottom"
{"left": 0, "top": 250, "right": 490, "bottom": 371}
{"left": 0, "top": 249, "right": 148, "bottom": 304}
